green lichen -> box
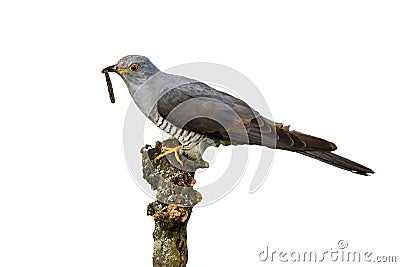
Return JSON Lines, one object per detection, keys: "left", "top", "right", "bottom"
{"left": 142, "top": 141, "right": 202, "bottom": 267}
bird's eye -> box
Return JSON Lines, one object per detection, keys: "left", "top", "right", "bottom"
{"left": 129, "top": 63, "right": 140, "bottom": 72}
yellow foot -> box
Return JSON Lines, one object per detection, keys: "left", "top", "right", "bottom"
{"left": 153, "top": 145, "right": 184, "bottom": 166}
{"left": 168, "top": 136, "right": 175, "bottom": 140}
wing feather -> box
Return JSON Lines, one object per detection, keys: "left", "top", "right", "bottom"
{"left": 157, "top": 81, "right": 336, "bottom": 151}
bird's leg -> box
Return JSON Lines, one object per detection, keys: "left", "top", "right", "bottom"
{"left": 153, "top": 145, "right": 184, "bottom": 166}
{"left": 167, "top": 136, "right": 175, "bottom": 140}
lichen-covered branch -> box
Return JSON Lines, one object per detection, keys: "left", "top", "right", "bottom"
{"left": 141, "top": 139, "right": 205, "bottom": 267}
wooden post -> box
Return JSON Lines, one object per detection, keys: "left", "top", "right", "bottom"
{"left": 141, "top": 139, "right": 206, "bottom": 267}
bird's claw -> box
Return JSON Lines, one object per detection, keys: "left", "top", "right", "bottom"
{"left": 153, "top": 145, "right": 184, "bottom": 166}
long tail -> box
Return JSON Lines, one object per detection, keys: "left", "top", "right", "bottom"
{"left": 248, "top": 118, "right": 374, "bottom": 175}
{"left": 296, "top": 151, "right": 374, "bottom": 176}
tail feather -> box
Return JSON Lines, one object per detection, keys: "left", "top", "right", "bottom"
{"left": 297, "top": 151, "right": 374, "bottom": 176}
{"left": 248, "top": 118, "right": 374, "bottom": 175}
{"left": 273, "top": 123, "right": 337, "bottom": 151}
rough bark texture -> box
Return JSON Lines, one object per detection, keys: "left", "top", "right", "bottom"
{"left": 141, "top": 139, "right": 206, "bottom": 267}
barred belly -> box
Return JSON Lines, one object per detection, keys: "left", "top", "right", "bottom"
{"left": 154, "top": 113, "right": 210, "bottom": 159}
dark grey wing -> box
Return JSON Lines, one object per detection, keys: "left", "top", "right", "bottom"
{"left": 157, "top": 81, "right": 336, "bottom": 151}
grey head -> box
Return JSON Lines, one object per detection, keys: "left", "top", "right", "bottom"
{"left": 102, "top": 55, "right": 193, "bottom": 117}
{"left": 102, "top": 55, "right": 160, "bottom": 92}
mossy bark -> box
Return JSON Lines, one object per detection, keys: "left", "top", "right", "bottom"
{"left": 141, "top": 139, "right": 205, "bottom": 267}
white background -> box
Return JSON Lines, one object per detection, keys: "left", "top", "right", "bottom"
{"left": 1, "top": 1, "right": 399, "bottom": 266}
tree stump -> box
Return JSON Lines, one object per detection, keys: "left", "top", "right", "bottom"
{"left": 141, "top": 139, "right": 206, "bottom": 267}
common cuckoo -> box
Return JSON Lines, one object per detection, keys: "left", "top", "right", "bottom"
{"left": 102, "top": 55, "right": 373, "bottom": 175}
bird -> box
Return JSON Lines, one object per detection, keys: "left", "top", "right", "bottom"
{"left": 102, "top": 55, "right": 374, "bottom": 175}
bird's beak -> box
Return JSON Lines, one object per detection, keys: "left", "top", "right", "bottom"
{"left": 102, "top": 65, "right": 118, "bottom": 73}
{"left": 102, "top": 65, "right": 128, "bottom": 74}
